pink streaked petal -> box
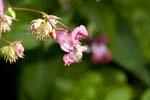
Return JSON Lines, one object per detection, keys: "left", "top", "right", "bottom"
{"left": 71, "top": 25, "right": 88, "bottom": 44}
{"left": 55, "top": 30, "right": 73, "bottom": 52}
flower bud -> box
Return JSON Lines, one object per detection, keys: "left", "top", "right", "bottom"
{"left": 8, "top": 7, "right": 16, "bottom": 19}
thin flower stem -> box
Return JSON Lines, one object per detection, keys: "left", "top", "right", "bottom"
{"left": 11, "top": 7, "right": 47, "bottom": 15}
{"left": 0, "top": 38, "right": 11, "bottom": 44}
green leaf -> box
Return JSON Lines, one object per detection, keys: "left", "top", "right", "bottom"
{"left": 113, "top": 18, "right": 150, "bottom": 86}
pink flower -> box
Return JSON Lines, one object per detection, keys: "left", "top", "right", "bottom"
{"left": 90, "top": 35, "right": 111, "bottom": 64}
{"left": 55, "top": 25, "right": 88, "bottom": 52}
{"left": 91, "top": 43, "right": 111, "bottom": 64}
{"left": 54, "top": 25, "right": 88, "bottom": 66}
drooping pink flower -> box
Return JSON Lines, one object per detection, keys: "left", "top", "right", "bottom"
{"left": 55, "top": 25, "right": 88, "bottom": 52}
{"left": 54, "top": 25, "right": 89, "bottom": 66}
{"left": 90, "top": 34, "right": 111, "bottom": 64}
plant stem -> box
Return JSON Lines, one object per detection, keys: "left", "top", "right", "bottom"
{"left": 11, "top": 7, "right": 47, "bottom": 15}
{"left": 0, "top": 38, "right": 11, "bottom": 44}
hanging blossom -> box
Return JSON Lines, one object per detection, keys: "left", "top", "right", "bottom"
{"left": 29, "top": 15, "right": 60, "bottom": 41}
{"left": 53, "top": 25, "right": 89, "bottom": 66}
{"left": 90, "top": 34, "right": 111, "bottom": 64}
{"left": 0, "top": 41, "right": 24, "bottom": 63}
{"left": 0, "top": 0, "right": 15, "bottom": 37}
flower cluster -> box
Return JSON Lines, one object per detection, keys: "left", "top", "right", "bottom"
{"left": 29, "top": 14, "right": 89, "bottom": 66}
{"left": 0, "top": 0, "right": 89, "bottom": 66}
{"left": 0, "top": 0, "right": 112, "bottom": 67}
{"left": 90, "top": 34, "right": 111, "bottom": 64}
{"left": 0, "top": 0, "right": 24, "bottom": 63}
{"left": 0, "top": 41, "right": 24, "bottom": 63}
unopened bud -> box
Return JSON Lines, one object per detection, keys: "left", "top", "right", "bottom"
{"left": 8, "top": 7, "right": 16, "bottom": 18}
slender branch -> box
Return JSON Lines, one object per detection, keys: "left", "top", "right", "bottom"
{"left": 0, "top": 38, "right": 11, "bottom": 44}
{"left": 11, "top": 7, "right": 47, "bottom": 15}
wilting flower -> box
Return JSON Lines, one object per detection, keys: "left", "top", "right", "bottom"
{"left": 0, "top": 41, "right": 24, "bottom": 63}
{"left": 30, "top": 19, "right": 53, "bottom": 40}
{"left": 54, "top": 25, "right": 88, "bottom": 66}
{"left": 11, "top": 41, "right": 24, "bottom": 58}
{"left": 0, "top": 0, "right": 14, "bottom": 37}
{"left": 0, "top": 46, "right": 17, "bottom": 63}
{"left": 29, "top": 15, "right": 61, "bottom": 40}
{"left": 0, "top": 15, "right": 13, "bottom": 37}
{"left": 90, "top": 34, "right": 111, "bottom": 64}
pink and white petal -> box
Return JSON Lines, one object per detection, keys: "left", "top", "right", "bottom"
{"left": 55, "top": 30, "right": 73, "bottom": 52}
{"left": 71, "top": 25, "right": 88, "bottom": 44}
{"left": 63, "top": 51, "right": 80, "bottom": 66}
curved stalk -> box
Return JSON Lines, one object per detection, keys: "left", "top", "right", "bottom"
{"left": 12, "top": 7, "right": 47, "bottom": 15}
{"left": 0, "top": 38, "right": 11, "bottom": 44}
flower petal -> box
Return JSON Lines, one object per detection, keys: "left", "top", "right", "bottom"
{"left": 71, "top": 25, "right": 88, "bottom": 44}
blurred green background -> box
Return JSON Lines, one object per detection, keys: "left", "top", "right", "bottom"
{"left": 0, "top": 0, "right": 150, "bottom": 100}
